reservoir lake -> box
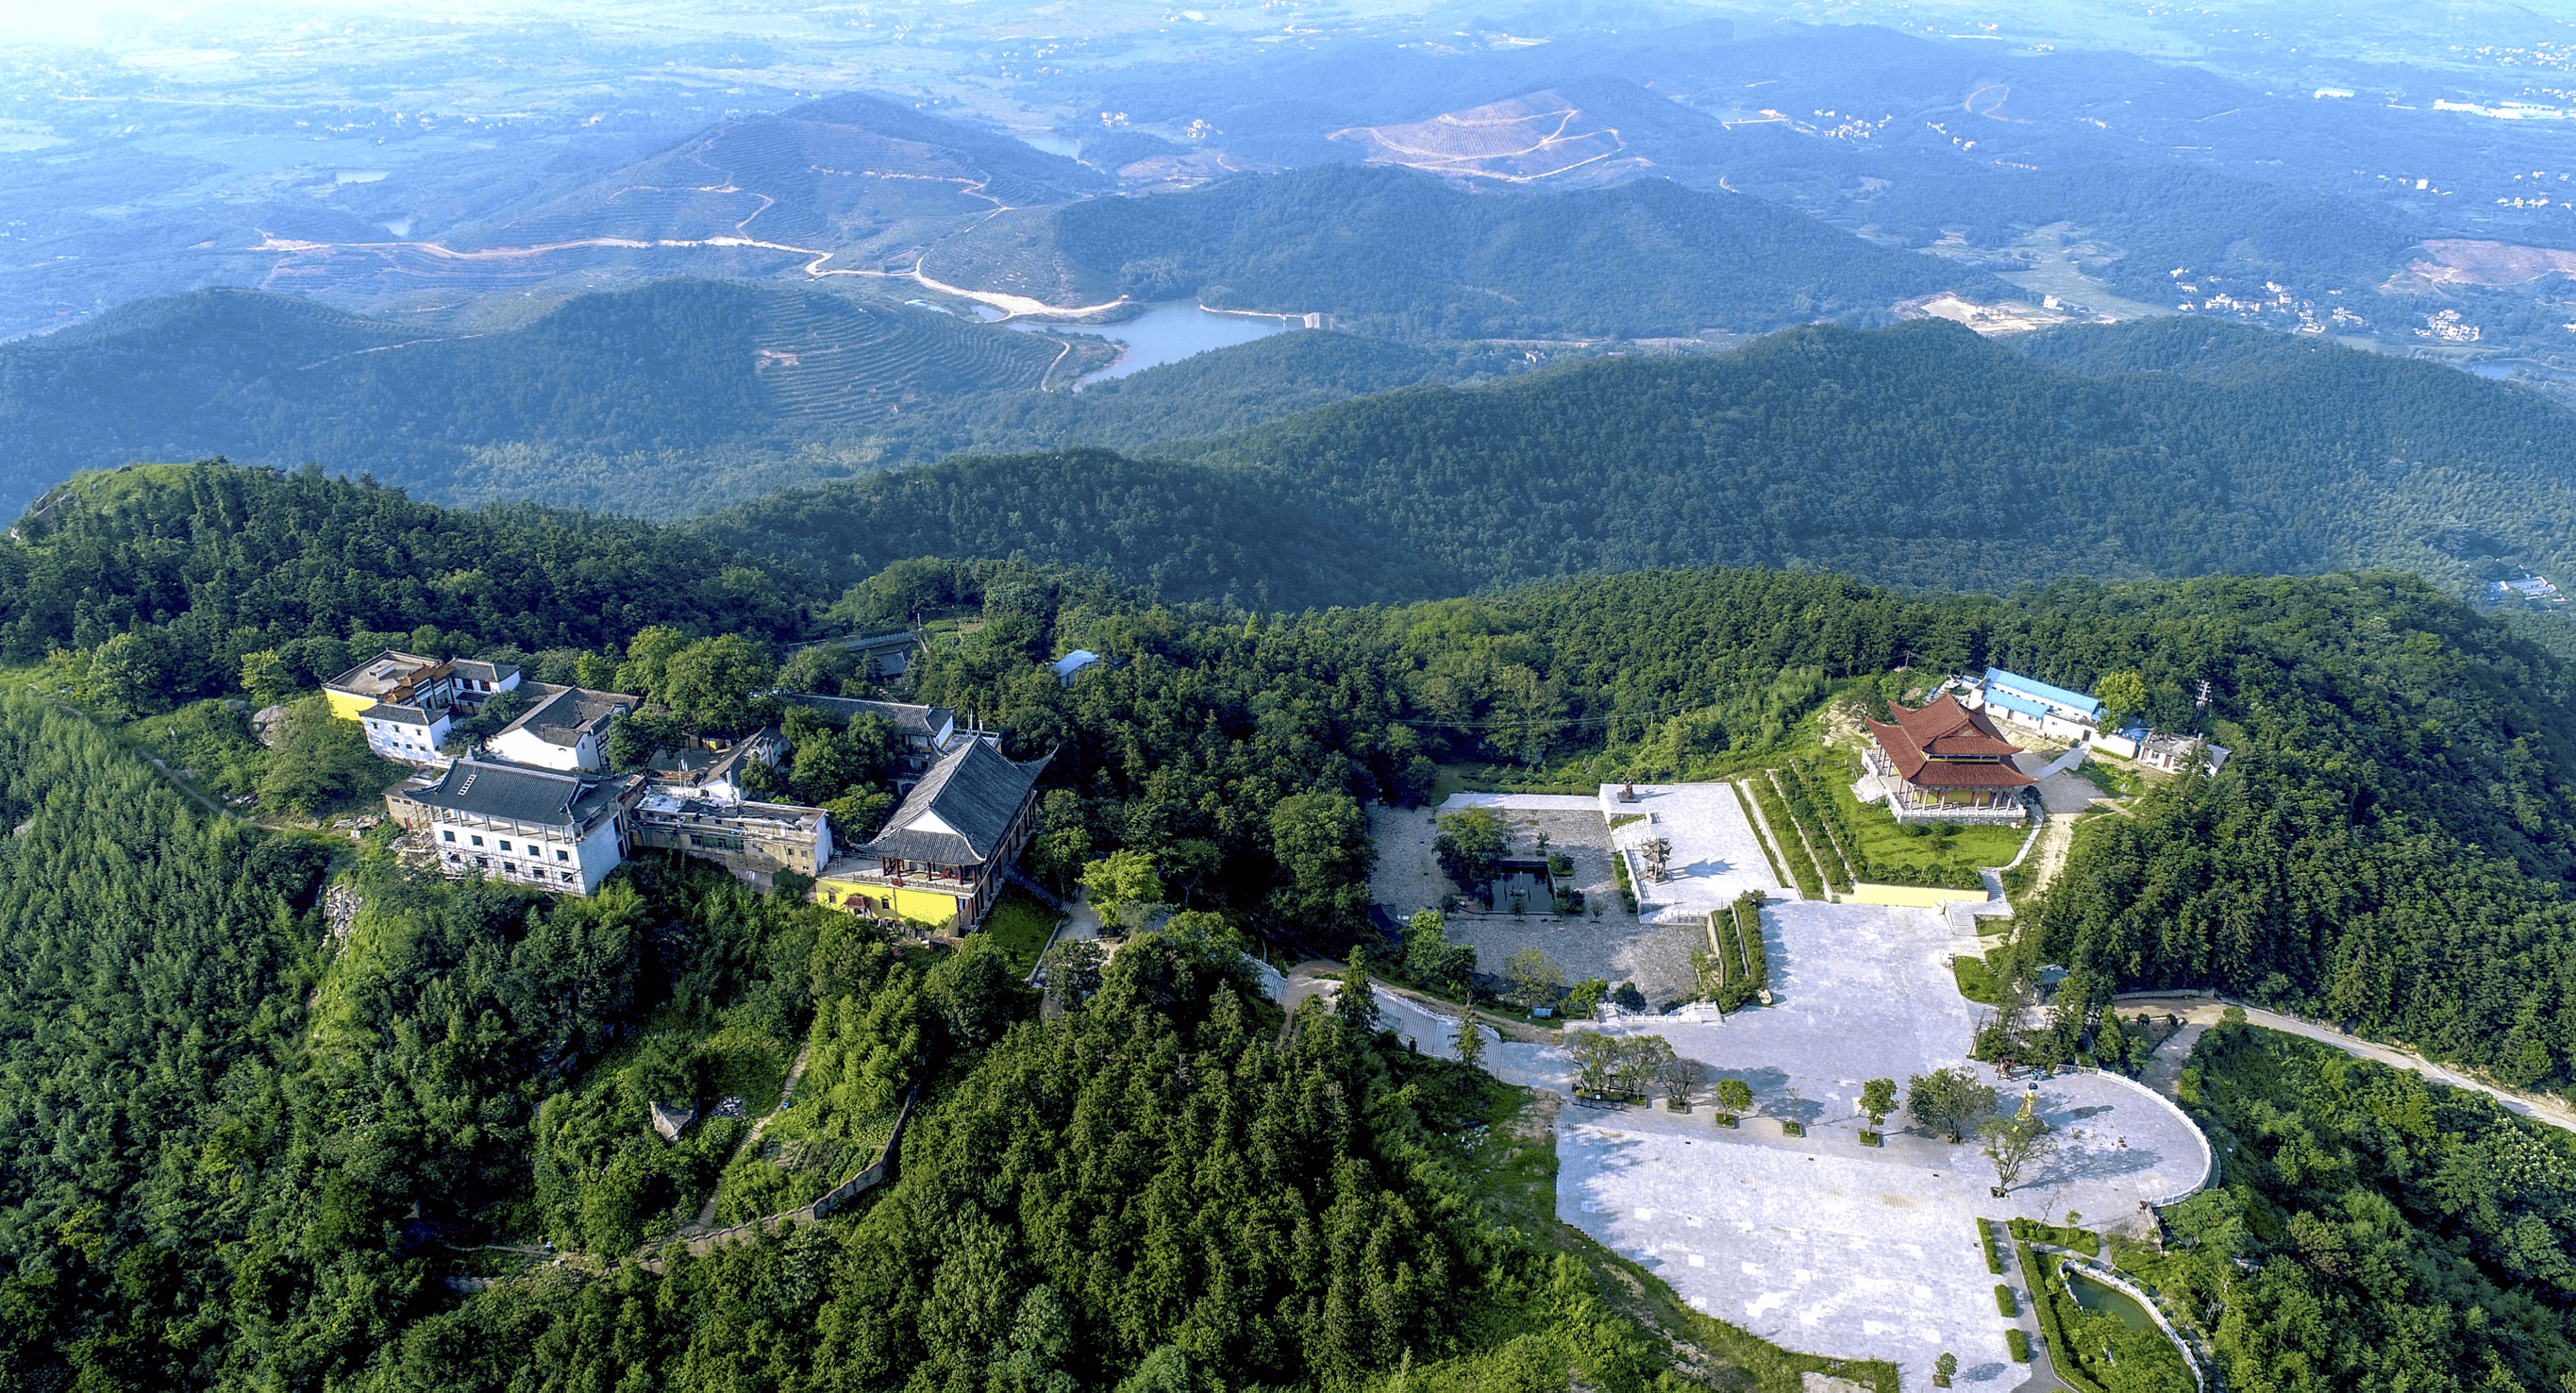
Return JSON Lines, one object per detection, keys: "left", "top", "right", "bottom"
{"left": 1013, "top": 301, "right": 1303, "bottom": 383}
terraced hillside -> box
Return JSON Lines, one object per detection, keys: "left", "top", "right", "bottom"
{"left": 920, "top": 164, "right": 2003, "bottom": 337}
{"left": 0, "top": 281, "right": 1064, "bottom": 515}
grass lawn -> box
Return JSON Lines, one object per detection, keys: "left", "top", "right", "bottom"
{"left": 2074, "top": 760, "right": 2131, "bottom": 798}
{"left": 1953, "top": 952, "right": 2000, "bottom": 1004}
{"left": 1821, "top": 751, "right": 2024, "bottom": 881}
{"left": 981, "top": 890, "right": 1061, "bottom": 978}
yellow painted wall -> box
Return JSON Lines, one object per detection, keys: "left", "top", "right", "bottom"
{"left": 809, "top": 879, "right": 962, "bottom": 929}
{"left": 325, "top": 689, "right": 372, "bottom": 722}
{"left": 1848, "top": 881, "right": 1984, "bottom": 909}
{"left": 894, "top": 885, "right": 962, "bottom": 926}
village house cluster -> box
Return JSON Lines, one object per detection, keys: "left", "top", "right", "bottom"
{"left": 332, "top": 645, "right": 1045, "bottom": 933}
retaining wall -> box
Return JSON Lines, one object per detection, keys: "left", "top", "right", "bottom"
{"left": 643, "top": 1086, "right": 920, "bottom": 1268}
{"left": 1847, "top": 881, "right": 1986, "bottom": 909}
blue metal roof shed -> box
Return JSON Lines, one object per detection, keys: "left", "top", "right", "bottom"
{"left": 1983, "top": 668, "right": 2104, "bottom": 720}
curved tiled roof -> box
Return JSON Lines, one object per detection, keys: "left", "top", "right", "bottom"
{"left": 1867, "top": 696, "right": 2033, "bottom": 789}
{"left": 854, "top": 738, "right": 1045, "bottom": 865}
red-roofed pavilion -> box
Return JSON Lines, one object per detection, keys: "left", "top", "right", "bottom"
{"left": 1862, "top": 696, "right": 2034, "bottom": 819}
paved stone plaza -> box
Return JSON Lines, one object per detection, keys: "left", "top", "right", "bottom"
{"left": 1607, "top": 781, "right": 1788, "bottom": 922}
{"left": 1371, "top": 795, "right": 1707, "bottom": 1003}
{"left": 1357, "top": 894, "right": 2211, "bottom": 1391}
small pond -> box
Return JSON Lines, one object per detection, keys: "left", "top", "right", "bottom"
{"left": 2064, "top": 1265, "right": 2160, "bottom": 1336}
{"left": 1012, "top": 299, "right": 1304, "bottom": 383}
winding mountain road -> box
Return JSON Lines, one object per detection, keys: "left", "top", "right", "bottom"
{"left": 2119, "top": 991, "right": 2576, "bottom": 1135}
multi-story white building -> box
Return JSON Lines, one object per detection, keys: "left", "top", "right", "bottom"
{"left": 393, "top": 758, "right": 644, "bottom": 896}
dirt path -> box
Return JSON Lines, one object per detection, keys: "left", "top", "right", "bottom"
{"left": 2120, "top": 992, "right": 2576, "bottom": 1136}
{"left": 2021, "top": 814, "right": 2078, "bottom": 898}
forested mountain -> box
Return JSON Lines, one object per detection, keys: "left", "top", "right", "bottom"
{"left": 1854, "top": 162, "right": 2425, "bottom": 303}
{"left": 0, "top": 288, "right": 1522, "bottom": 518}
{"left": 921, "top": 164, "right": 2000, "bottom": 337}
{"left": 906, "top": 562, "right": 2576, "bottom": 1099}
{"left": 0, "top": 462, "right": 819, "bottom": 708}
{"left": 712, "top": 317, "right": 2576, "bottom": 609}
{"left": 452, "top": 90, "right": 1105, "bottom": 252}
{"left": 0, "top": 281, "right": 1076, "bottom": 519}
{"left": 0, "top": 640, "right": 1817, "bottom": 1393}
{"left": 13, "top": 446, "right": 2576, "bottom": 1385}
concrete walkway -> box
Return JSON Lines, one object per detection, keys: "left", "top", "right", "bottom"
{"left": 2118, "top": 992, "right": 2576, "bottom": 1135}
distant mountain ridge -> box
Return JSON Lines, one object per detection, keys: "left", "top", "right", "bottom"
{"left": 924, "top": 163, "right": 2004, "bottom": 337}
{"left": 254, "top": 92, "right": 1109, "bottom": 324}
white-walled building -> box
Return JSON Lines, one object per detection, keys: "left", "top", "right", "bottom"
{"left": 397, "top": 758, "right": 644, "bottom": 896}
{"left": 1967, "top": 667, "right": 2105, "bottom": 744}
{"left": 773, "top": 693, "right": 984, "bottom": 780}
{"left": 646, "top": 728, "right": 787, "bottom": 803}
{"left": 326, "top": 650, "right": 524, "bottom": 767}
{"left": 486, "top": 684, "right": 638, "bottom": 772}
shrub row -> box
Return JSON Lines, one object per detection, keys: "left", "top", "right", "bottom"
{"left": 1730, "top": 781, "right": 1793, "bottom": 888}
{"left": 1609, "top": 847, "right": 1640, "bottom": 914}
{"left": 2008, "top": 1217, "right": 2102, "bottom": 1257}
{"left": 1790, "top": 757, "right": 1865, "bottom": 888}
{"left": 1750, "top": 771, "right": 1826, "bottom": 898}
{"left": 2005, "top": 1327, "right": 2032, "bottom": 1363}
{"left": 1770, "top": 764, "right": 1854, "bottom": 893}
{"left": 1977, "top": 1218, "right": 2006, "bottom": 1274}
{"left": 2018, "top": 1244, "right": 2110, "bottom": 1393}
{"left": 1695, "top": 894, "right": 1769, "bottom": 1012}
{"left": 1994, "top": 1284, "right": 2018, "bottom": 1317}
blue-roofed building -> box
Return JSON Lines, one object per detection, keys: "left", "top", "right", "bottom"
{"left": 1977, "top": 668, "right": 2105, "bottom": 743}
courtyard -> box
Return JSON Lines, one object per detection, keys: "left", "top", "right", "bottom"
{"left": 1367, "top": 787, "right": 1792, "bottom": 1007}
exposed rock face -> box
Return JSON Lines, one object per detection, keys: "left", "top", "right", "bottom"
{"left": 650, "top": 1101, "right": 697, "bottom": 1143}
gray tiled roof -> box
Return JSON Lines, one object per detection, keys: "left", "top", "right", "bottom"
{"left": 362, "top": 700, "right": 442, "bottom": 728}
{"left": 647, "top": 728, "right": 781, "bottom": 788}
{"left": 775, "top": 693, "right": 952, "bottom": 742}
{"left": 414, "top": 759, "right": 628, "bottom": 829}
{"left": 498, "top": 683, "right": 638, "bottom": 749}
{"left": 452, "top": 659, "right": 521, "bottom": 685}
{"left": 856, "top": 738, "right": 1045, "bottom": 865}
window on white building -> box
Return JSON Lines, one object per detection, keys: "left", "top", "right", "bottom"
{"left": 442, "top": 830, "right": 455, "bottom": 842}
{"left": 497, "top": 840, "right": 512, "bottom": 851}
{"left": 470, "top": 834, "right": 485, "bottom": 848}
{"left": 555, "top": 849, "right": 570, "bottom": 862}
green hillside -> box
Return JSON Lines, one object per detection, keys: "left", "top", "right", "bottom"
{"left": 11, "top": 452, "right": 2576, "bottom": 1386}
{"left": 1855, "top": 162, "right": 2425, "bottom": 302}
{"left": 711, "top": 316, "right": 2576, "bottom": 610}
{"left": 0, "top": 287, "right": 1538, "bottom": 518}
{"left": 922, "top": 164, "right": 2004, "bottom": 337}
{"left": 0, "top": 281, "right": 1068, "bottom": 518}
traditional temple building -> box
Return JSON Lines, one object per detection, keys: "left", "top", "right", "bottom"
{"left": 1861, "top": 696, "right": 2035, "bottom": 822}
